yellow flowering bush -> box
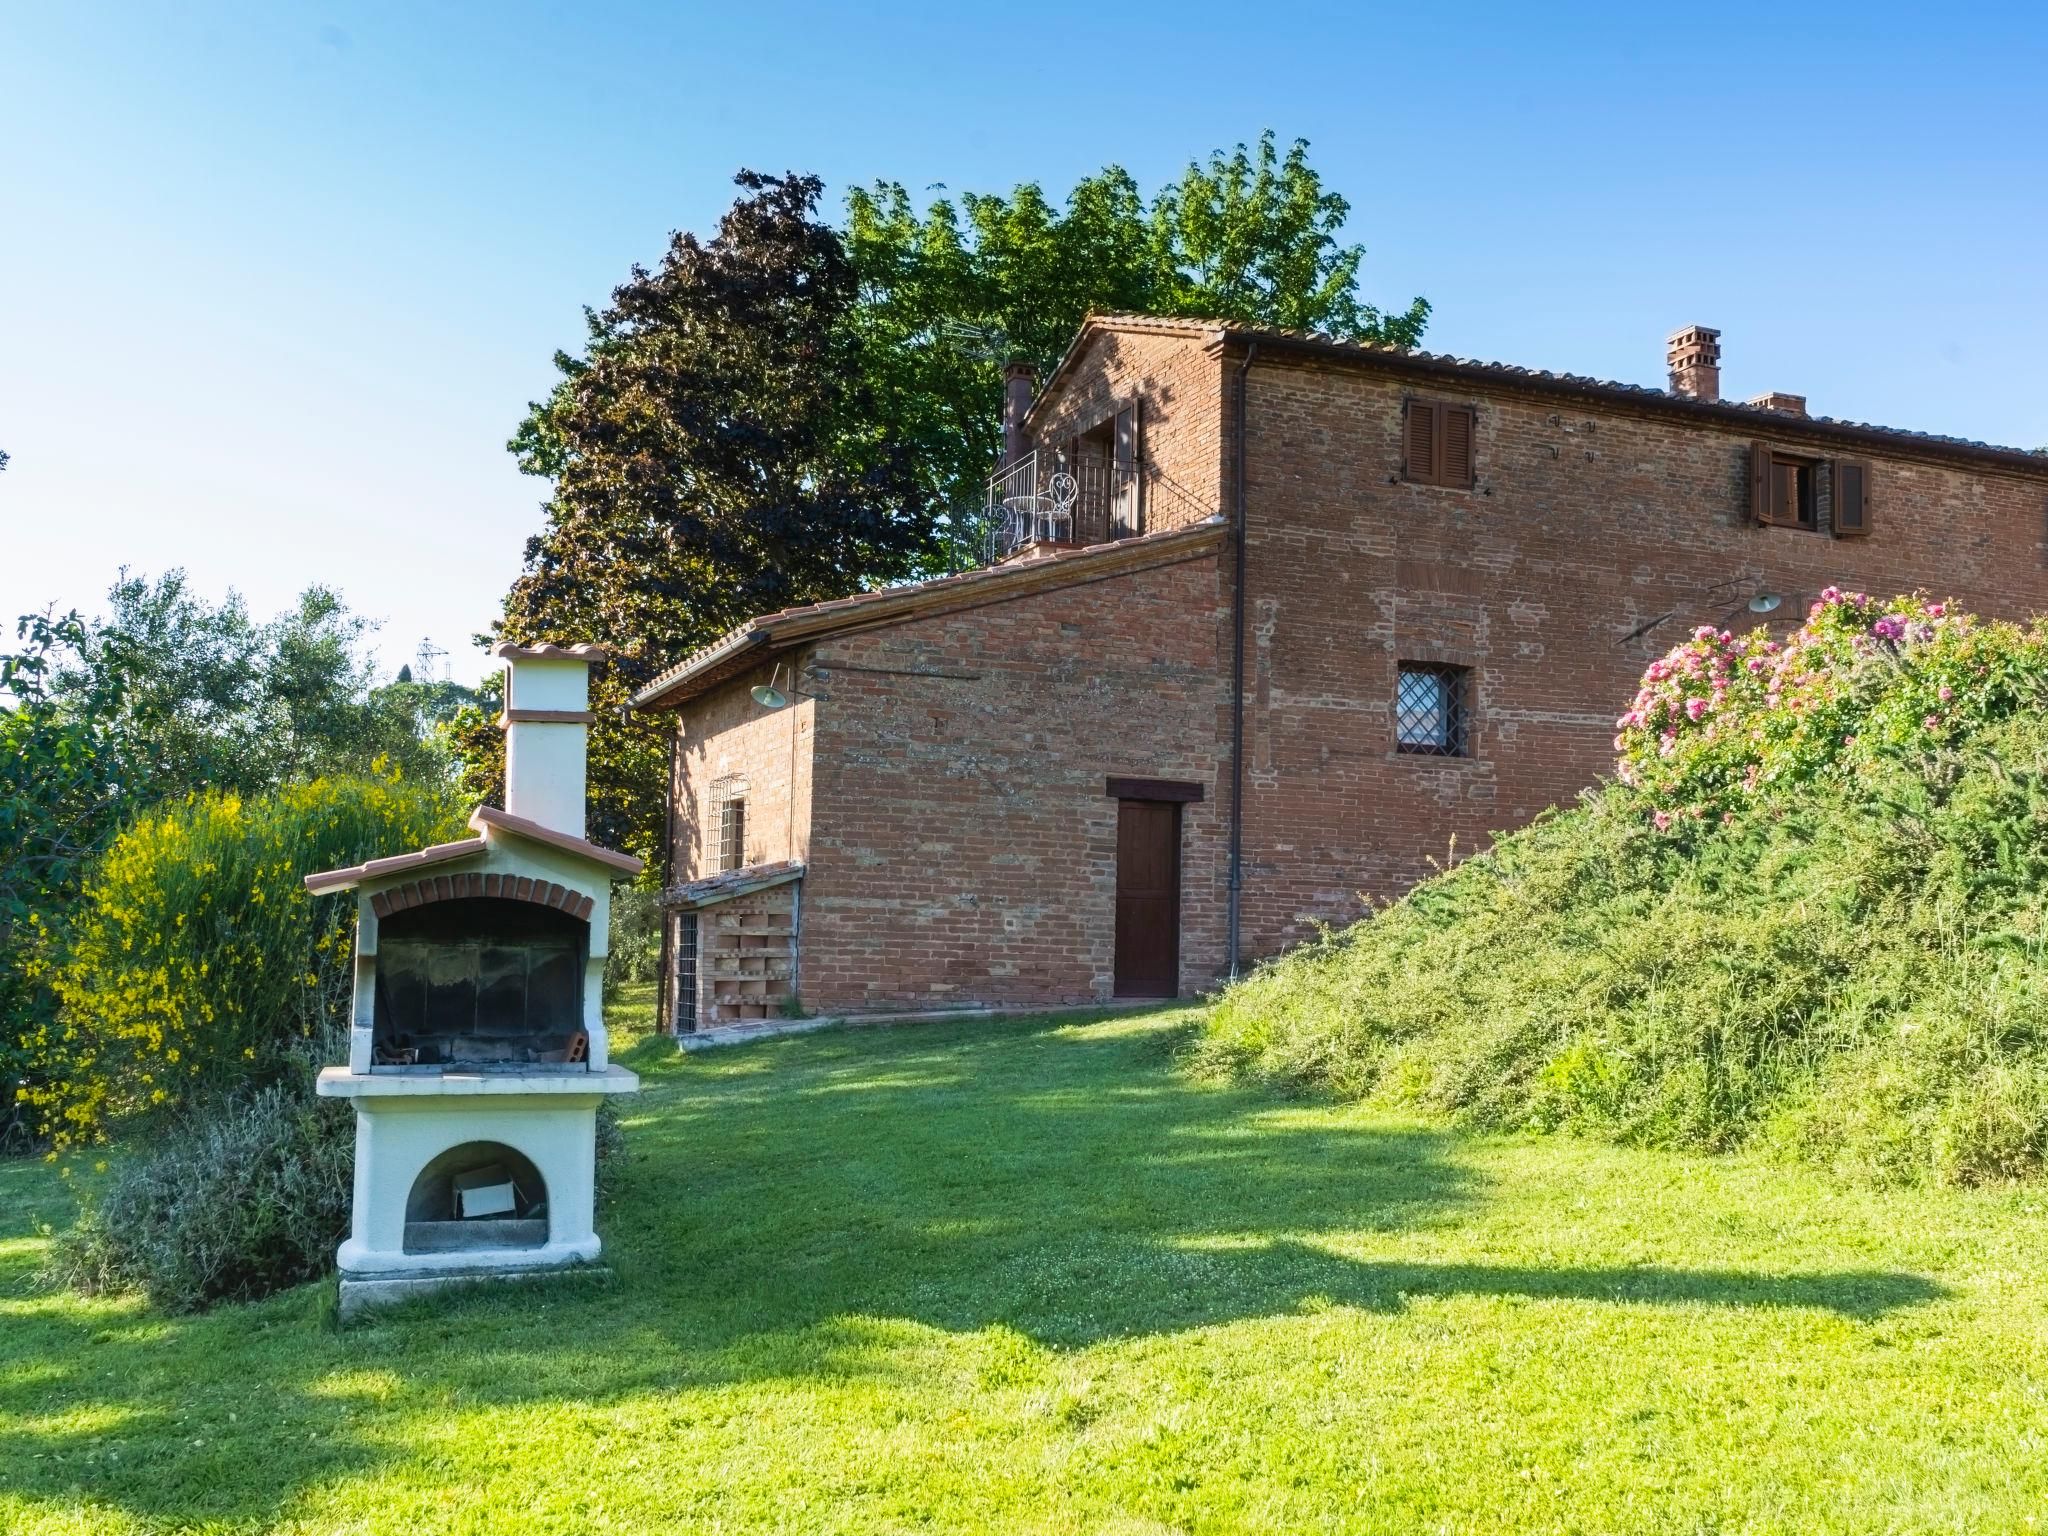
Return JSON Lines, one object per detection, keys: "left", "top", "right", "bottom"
{"left": 20, "top": 773, "right": 461, "bottom": 1147}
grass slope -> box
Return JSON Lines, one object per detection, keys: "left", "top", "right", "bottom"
{"left": 1204, "top": 708, "right": 2048, "bottom": 1186}
{"left": 5, "top": 996, "right": 2048, "bottom": 1532}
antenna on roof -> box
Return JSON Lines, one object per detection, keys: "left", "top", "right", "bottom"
{"left": 936, "top": 319, "right": 1009, "bottom": 362}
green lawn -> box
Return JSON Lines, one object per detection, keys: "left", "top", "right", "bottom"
{"left": 5, "top": 999, "right": 2048, "bottom": 1534}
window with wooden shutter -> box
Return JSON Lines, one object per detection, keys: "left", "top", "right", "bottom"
{"left": 1750, "top": 442, "right": 1817, "bottom": 530}
{"left": 1832, "top": 459, "right": 1872, "bottom": 538}
{"left": 1403, "top": 400, "right": 1476, "bottom": 488}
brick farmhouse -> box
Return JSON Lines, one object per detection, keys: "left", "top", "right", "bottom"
{"left": 632, "top": 316, "right": 2048, "bottom": 1036}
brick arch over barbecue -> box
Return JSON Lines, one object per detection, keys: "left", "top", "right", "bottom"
{"left": 368, "top": 870, "right": 596, "bottom": 922}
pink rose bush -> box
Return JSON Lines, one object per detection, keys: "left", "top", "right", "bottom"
{"left": 1615, "top": 589, "right": 2048, "bottom": 826}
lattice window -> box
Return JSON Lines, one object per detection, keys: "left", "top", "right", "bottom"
{"left": 1395, "top": 664, "right": 1471, "bottom": 757}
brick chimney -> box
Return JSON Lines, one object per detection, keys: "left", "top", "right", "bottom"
{"left": 492, "top": 642, "right": 603, "bottom": 837}
{"left": 1746, "top": 391, "right": 1808, "bottom": 417}
{"left": 1666, "top": 325, "right": 1722, "bottom": 403}
{"left": 1002, "top": 359, "right": 1036, "bottom": 467}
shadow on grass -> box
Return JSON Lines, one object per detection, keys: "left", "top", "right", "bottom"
{"left": 0, "top": 1005, "right": 1946, "bottom": 1527}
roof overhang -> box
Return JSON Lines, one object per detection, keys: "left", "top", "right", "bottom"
{"left": 631, "top": 521, "right": 1229, "bottom": 712}
{"left": 661, "top": 860, "right": 805, "bottom": 910}
{"left": 303, "top": 805, "right": 642, "bottom": 895}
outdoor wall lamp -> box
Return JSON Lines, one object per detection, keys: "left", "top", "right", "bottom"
{"left": 750, "top": 662, "right": 820, "bottom": 711}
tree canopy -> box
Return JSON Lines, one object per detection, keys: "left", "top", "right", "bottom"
{"left": 492, "top": 170, "right": 941, "bottom": 860}
{"left": 846, "top": 132, "right": 1429, "bottom": 542}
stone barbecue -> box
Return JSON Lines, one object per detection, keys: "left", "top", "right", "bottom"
{"left": 310, "top": 642, "right": 640, "bottom": 1318}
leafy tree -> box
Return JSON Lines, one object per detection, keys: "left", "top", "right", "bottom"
{"left": 492, "top": 170, "right": 938, "bottom": 861}
{"left": 3, "top": 574, "right": 462, "bottom": 1141}
{"left": 0, "top": 611, "right": 127, "bottom": 1146}
{"left": 63, "top": 572, "right": 451, "bottom": 798}
{"left": 846, "top": 132, "right": 1429, "bottom": 547}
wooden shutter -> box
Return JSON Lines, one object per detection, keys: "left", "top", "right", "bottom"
{"left": 1442, "top": 405, "right": 1475, "bottom": 488}
{"left": 1749, "top": 442, "right": 1774, "bottom": 525}
{"left": 1404, "top": 399, "right": 1438, "bottom": 484}
{"left": 1832, "top": 459, "right": 1872, "bottom": 538}
{"left": 1112, "top": 402, "right": 1140, "bottom": 535}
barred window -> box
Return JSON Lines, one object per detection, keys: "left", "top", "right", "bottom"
{"left": 717, "top": 797, "right": 746, "bottom": 872}
{"left": 1395, "top": 664, "right": 1471, "bottom": 757}
{"left": 708, "top": 774, "right": 748, "bottom": 873}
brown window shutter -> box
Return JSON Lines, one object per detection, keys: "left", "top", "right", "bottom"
{"left": 1749, "top": 442, "right": 1774, "bottom": 525}
{"left": 1443, "top": 405, "right": 1475, "bottom": 488}
{"left": 1832, "top": 459, "right": 1871, "bottom": 538}
{"left": 1112, "top": 401, "right": 1141, "bottom": 535}
{"left": 1404, "top": 399, "right": 1437, "bottom": 484}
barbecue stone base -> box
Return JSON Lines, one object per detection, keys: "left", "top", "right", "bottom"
{"left": 337, "top": 1259, "right": 611, "bottom": 1321}
{"left": 317, "top": 1066, "right": 638, "bottom": 1320}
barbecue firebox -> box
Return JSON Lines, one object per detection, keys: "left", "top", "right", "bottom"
{"left": 311, "top": 642, "right": 641, "bottom": 1319}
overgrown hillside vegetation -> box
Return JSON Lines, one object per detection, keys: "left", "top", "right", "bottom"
{"left": 1203, "top": 589, "right": 2048, "bottom": 1185}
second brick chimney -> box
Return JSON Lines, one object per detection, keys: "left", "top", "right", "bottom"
{"left": 1666, "top": 325, "right": 1722, "bottom": 403}
{"left": 1002, "top": 359, "right": 1037, "bottom": 467}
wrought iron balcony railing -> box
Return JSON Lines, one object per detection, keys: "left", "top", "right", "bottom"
{"left": 982, "top": 450, "right": 1215, "bottom": 563}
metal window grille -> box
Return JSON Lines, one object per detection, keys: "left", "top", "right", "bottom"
{"left": 670, "top": 912, "right": 699, "bottom": 1034}
{"left": 707, "top": 774, "right": 748, "bottom": 873}
{"left": 717, "top": 798, "right": 746, "bottom": 872}
{"left": 1395, "top": 664, "right": 1471, "bottom": 757}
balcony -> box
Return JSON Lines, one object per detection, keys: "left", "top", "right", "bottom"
{"left": 983, "top": 449, "right": 1213, "bottom": 563}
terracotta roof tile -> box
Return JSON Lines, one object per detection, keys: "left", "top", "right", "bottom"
{"left": 1057, "top": 314, "right": 2048, "bottom": 466}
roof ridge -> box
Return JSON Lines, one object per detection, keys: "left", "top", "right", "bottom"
{"left": 1064, "top": 314, "right": 2047, "bottom": 463}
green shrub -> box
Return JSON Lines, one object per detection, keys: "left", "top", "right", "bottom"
{"left": 1202, "top": 593, "right": 2048, "bottom": 1186}
{"left": 20, "top": 774, "right": 461, "bottom": 1147}
{"left": 605, "top": 879, "right": 663, "bottom": 989}
{"left": 43, "top": 1082, "right": 352, "bottom": 1311}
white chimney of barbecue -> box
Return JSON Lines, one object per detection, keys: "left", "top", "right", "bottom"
{"left": 493, "top": 642, "right": 603, "bottom": 837}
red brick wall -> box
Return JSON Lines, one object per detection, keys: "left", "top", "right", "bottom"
{"left": 1030, "top": 325, "right": 1227, "bottom": 533}
{"left": 672, "top": 660, "right": 813, "bottom": 881}
{"left": 795, "top": 542, "right": 1231, "bottom": 1013}
{"left": 1231, "top": 346, "right": 2048, "bottom": 955}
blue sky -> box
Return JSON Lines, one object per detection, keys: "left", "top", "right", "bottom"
{"left": 4, "top": 2, "right": 2045, "bottom": 680}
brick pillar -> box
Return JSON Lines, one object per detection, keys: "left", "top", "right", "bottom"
{"left": 1666, "top": 325, "right": 1722, "bottom": 403}
{"left": 1003, "top": 361, "right": 1037, "bottom": 467}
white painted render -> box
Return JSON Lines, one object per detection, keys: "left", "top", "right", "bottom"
{"left": 503, "top": 654, "right": 591, "bottom": 837}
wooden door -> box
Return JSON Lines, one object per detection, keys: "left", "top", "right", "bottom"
{"left": 1114, "top": 799, "right": 1180, "bottom": 998}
